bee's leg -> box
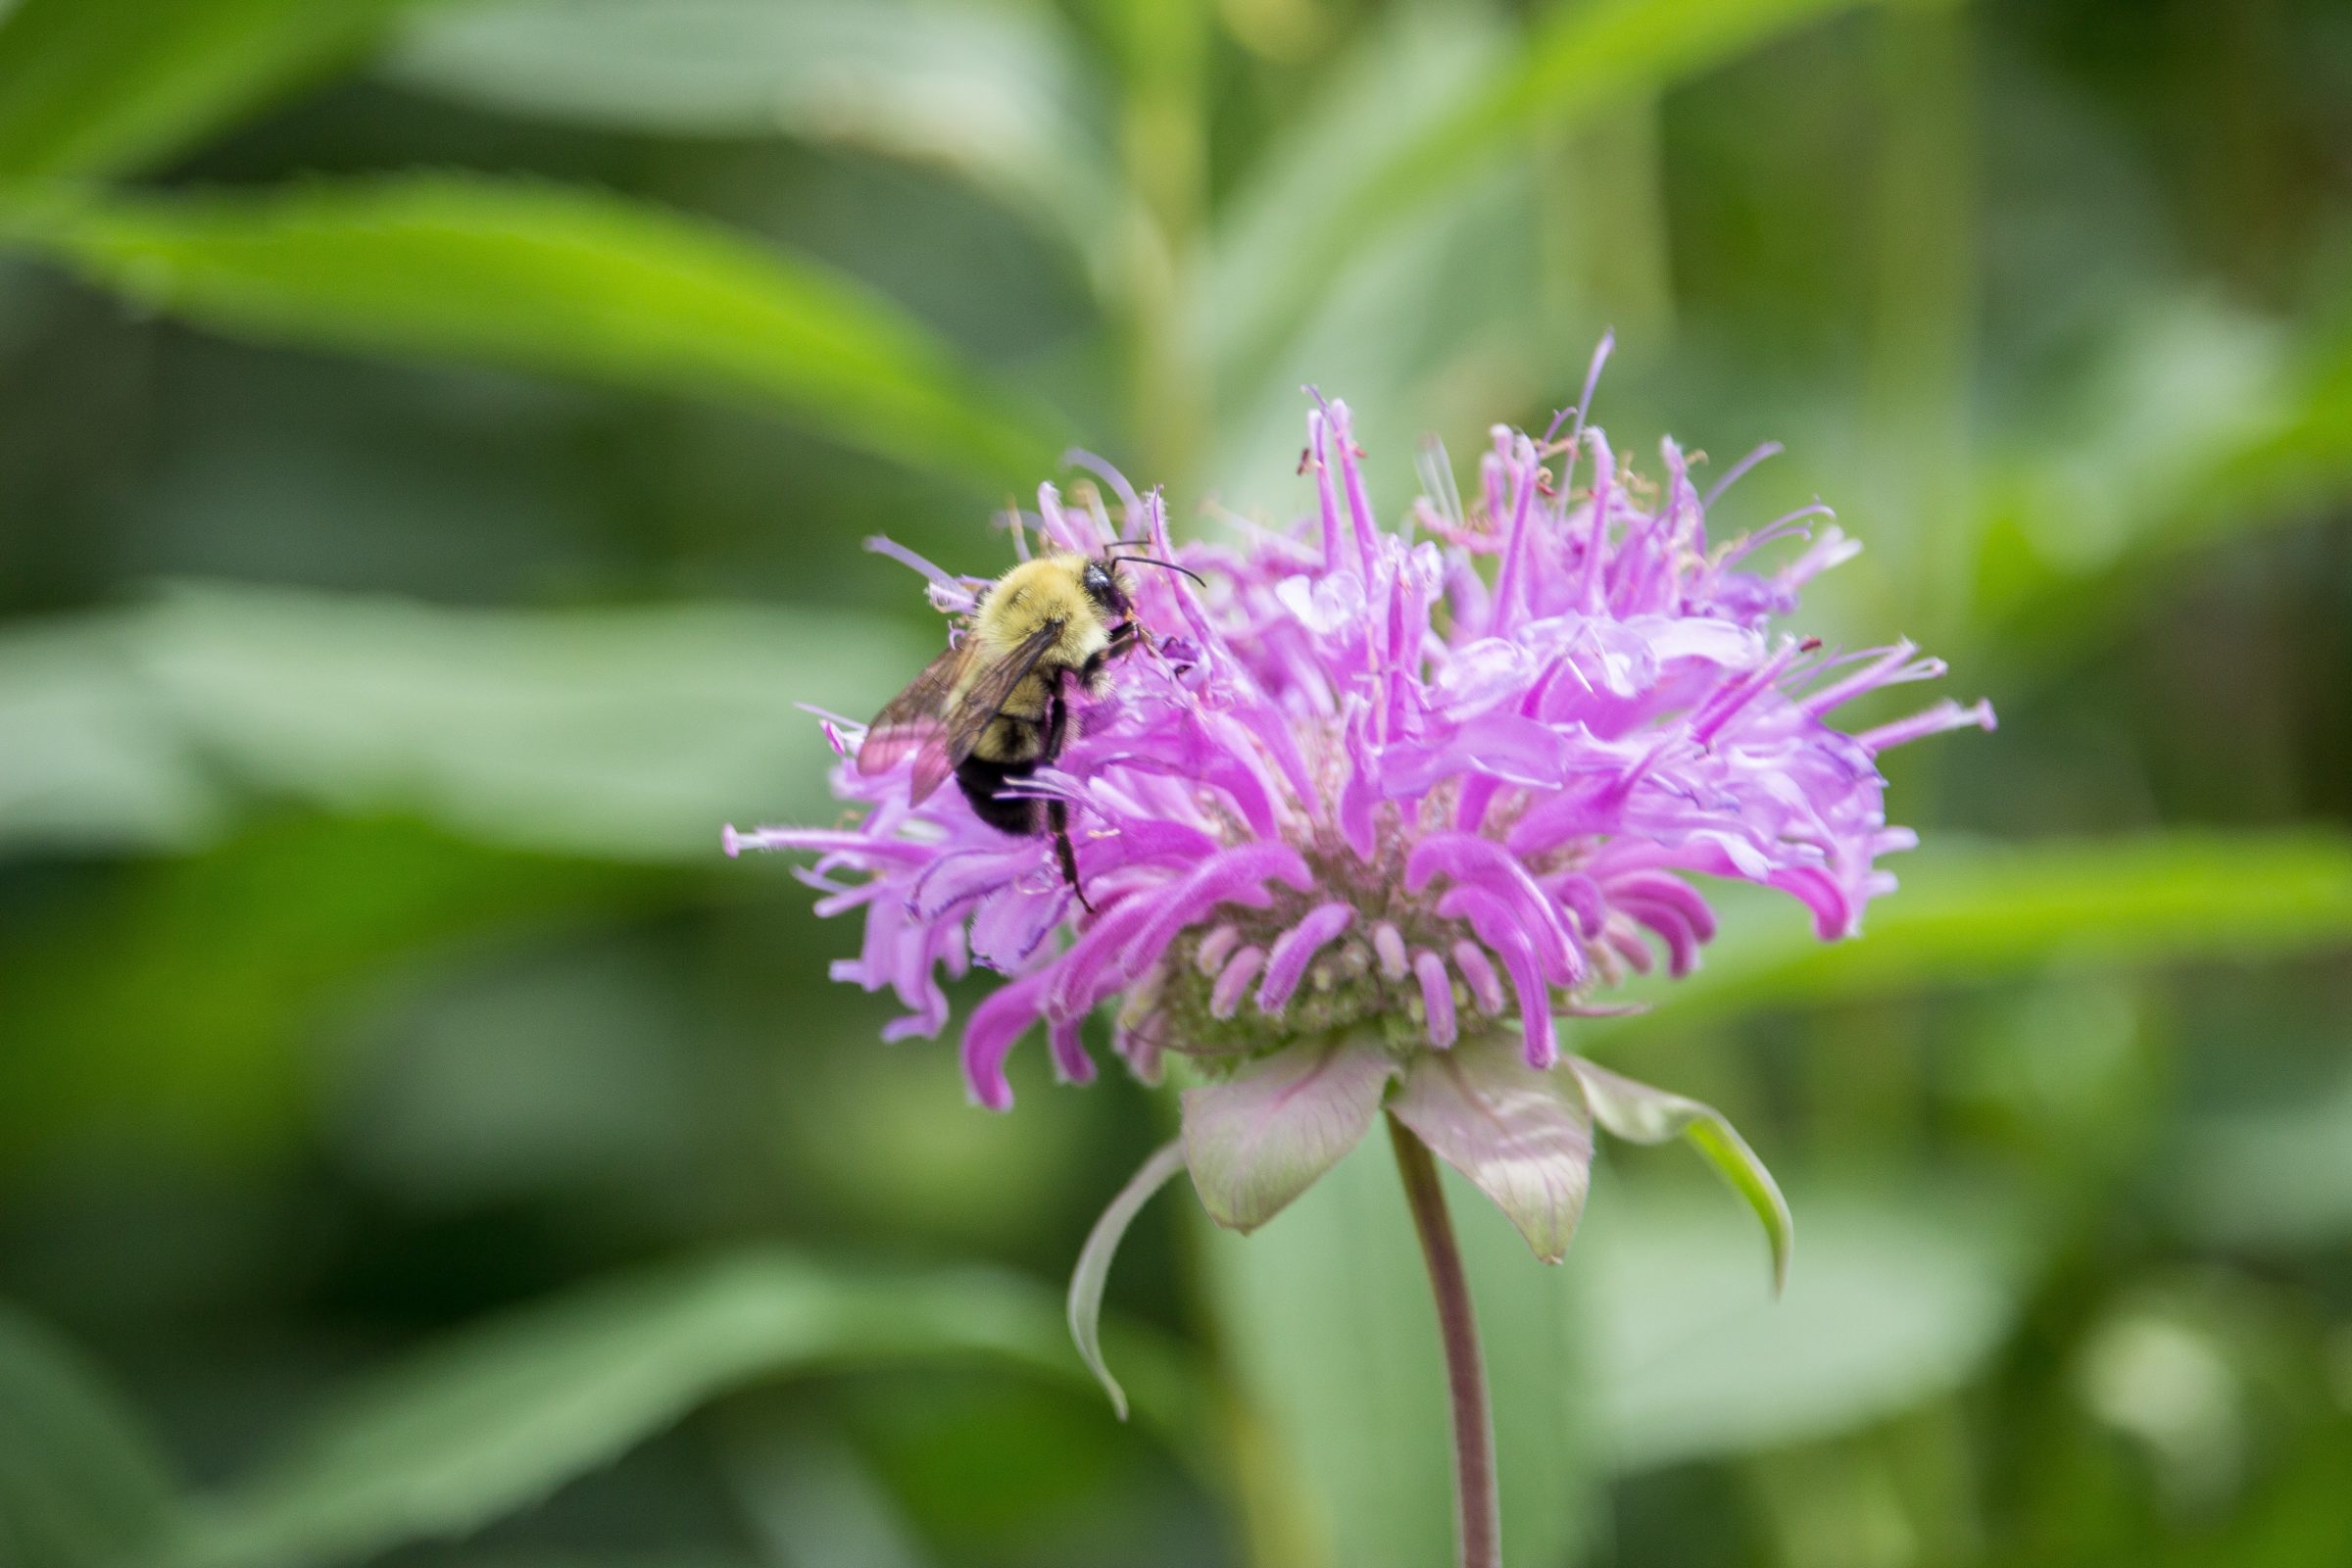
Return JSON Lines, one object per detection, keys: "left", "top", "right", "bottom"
{"left": 1049, "top": 799, "right": 1091, "bottom": 913}
{"left": 1043, "top": 687, "right": 1094, "bottom": 913}
{"left": 1082, "top": 621, "right": 1147, "bottom": 692}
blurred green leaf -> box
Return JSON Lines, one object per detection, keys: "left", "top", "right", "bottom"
{"left": 0, "top": 583, "right": 928, "bottom": 860}
{"left": 1584, "top": 1183, "right": 2035, "bottom": 1471}
{"left": 1199, "top": 4, "right": 1500, "bottom": 400}
{"left": 165, "top": 1250, "right": 1209, "bottom": 1568}
{"left": 1596, "top": 832, "right": 2352, "bottom": 1035}
{"left": 1199, "top": 5, "right": 1544, "bottom": 496}
{"left": 0, "top": 618, "right": 225, "bottom": 854}
{"left": 719, "top": 1416, "right": 938, "bottom": 1568}
{"left": 385, "top": 0, "right": 1118, "bottom": 284}
{"left": 0, "top": 818, "right": 636, "bottom": 1164}
{"left": 1197, "top": 1132, "right": 1596, "bottom": 1568}
{"left": 1209, "top": 0, "right": 1892, "bottom": 390}
{"left": 0, "top": 0, "right": 427, "bottom": 179}
{"left": 1963, "top": 288, "right": 2352, "bottom": 682}
{"left": 2175, "top": 1074, "right": 2352, "bottom": 1249}
{"left": 0, "top": 1302, "right": 180, "bottom": 1568}
{"left": 6, "top": 174, "right": 1071, "bottom": 490}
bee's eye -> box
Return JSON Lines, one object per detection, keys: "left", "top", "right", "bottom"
{"left": 1081, "top": 562, "right": 1115, "bottom": 607}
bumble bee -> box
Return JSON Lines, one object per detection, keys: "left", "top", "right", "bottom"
{"left": 858, "top": 546, "right": 1199, "bottom": 908}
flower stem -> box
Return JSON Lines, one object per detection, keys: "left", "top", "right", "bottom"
{"left": 1387, "top": 1112, "right": 1501, "bottom": 1568}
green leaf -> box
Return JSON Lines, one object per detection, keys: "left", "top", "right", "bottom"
{"left": 1199, "top": 5, "right": 1503, "bottom": 398}
{"left": 1583, "top": 1184, "right": 2036, "bottom": 1471}
{"left": 2175, "top": 1073, "right": 2352, "bottom": 1249}
{"left": 1067, "top": 1138, "right": 1188, "bottom": 1420}
{"left": 0, "top": 0, "right": 426, "bottom": 179}
{"left": 1208, "top": 0, "right": 1893, "bottom": 390}
{"left": 0, "top": 1302, "right": 180, "bottom": 1568}
{"left": 164, "top": 1250, "right": 1209, "bottom": 1568}
{"left": 0, "top": 584, "right": 929, "bottom": 860}
{"left": 1195, "top": 1130, "right": 1598, "bottom": 1568}
{"left": 1597, "top": 832, "right": 2352, "bottom": 1029}
{"left": 6, "top": 174, "right": 1070, "bottom": 491}
{"left": 1391, "top": 1031, "right": 1594, "bottom": 1264}
{"left": 386, "top": 0, "right": 1118, "bottom": 282}
{"left": 1567, "top": 1056, "right": 1791, "bottom": 1296}
{"left": 0, "top": 818, "right": 633, "bottom": 1166}
{"left": 0, "top": 617, "right": 225, "bottom": 855}
{"left": 1978, "top": 304, "right": 2352, "bottom": 662}
{"left": 1179, "top": 1034, "right": 1396, "bottom": 1233}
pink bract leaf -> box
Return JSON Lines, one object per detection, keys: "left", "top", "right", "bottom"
{"left": 1181, "top": 1036, "right": 1397, "bottom": 1233}
{"left": 1390, "top": 1032, "right": 1595, "bottom": 1262}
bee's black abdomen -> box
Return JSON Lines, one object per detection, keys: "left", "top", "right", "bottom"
{"left": 956, "top": 755, "right": 1045, "bottom": 836}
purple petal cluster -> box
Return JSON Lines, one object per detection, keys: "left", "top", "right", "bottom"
{"left": 728, "top": 368, "right": 1992, "bottom": 1109}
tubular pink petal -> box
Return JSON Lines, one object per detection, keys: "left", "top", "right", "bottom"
{"left": 1194, "top": 923, "right": 1243, "bottom": 976}
{"left": 1490, "top": 926, "right": 1559, "bottom": 1069}
{"left": 1690, "top": 637, "right": 1811, "bottom": 744}
{"left": 1718, "top": 505, "right": 1836, "bottom": 568}
{"left": 1548, "top": 872, "right": 1610, "bottom": 940}
{"left": 1256, "top": 903, "right": 1357, "bottom": 1015}
{"left": 1798, "top": 640, "right": 1937, "bottom": 715}
{"left": 1450, "top": 940, "right": 1505, "bottom": 1017}
{"left": 1035, "top": 481, "right": 1098, "bottom": 556}
{"left": 1049, "top": 1015, "right": 1097, "bottom": 1085}
{"left": 1339, "top": 716, "right": 1382, "bottom": 860}
{"left": 1858, "top": 698, "right": 1998, "bottom": 753}
{"left": 1701, "top": 439, "right": 1782, "bottom": 510}
{"left": 1602, "top": 870, "right": 1719, "bottom": 942}
{"left": 1488, "top": 433, "right": 1542, "bottom": 632}
{"left": 1307, "top": 406, "right": 1351, "bottom": 577}
{"left": 1413, "top": 949, "right": 1459, "bottom": 1048}
{"left": 1581, "top": 426, "right": 1616, "bottom": 612}
{"left": 1619, "top": 897, "right": 1704, "bottom": 977}
{"left": 863, "top": 534, "right": 976, "bottom": 608}
{"left": 962, "top": 972, "right": 1052, "bottom": 1110}
{"left": 1329, "top": 399, "right": 1382, "bottom": 580}
{"left": 727, "top": 826, "right": 934, "bottom": 865}
{"left": 1122, "top": 842, "right": 1314, "bottom": 978}
{"left": 1605, "top": 921, "right": 1656, "bottom": 975}
{"left": 1411, "top": 835, "right": 1582, "bottom": 983}
{"left": 1047, "top": 895, "right": 1163, "bottom": 1019}
{"left": 1210, "top": 947, "right": 1267, "bottom": 1020}
{"left": 1570, "top": 330, "right": 1613, "bottom": 451}
{"left": 1780, "top": 525, "right": 1862, "bottom": 587}
{"left": 1372, "top": 921, "right": 1409, "bottom": 981}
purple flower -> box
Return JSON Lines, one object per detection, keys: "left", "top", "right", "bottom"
{"left": 730, "top": 346, "right": 1990, "bottom": 1407}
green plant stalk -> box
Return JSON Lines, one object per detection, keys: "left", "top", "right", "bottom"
{"left": 1116, "top": 0, "right": 1210, "bottom": 488}
{"left": 1865, "top": 0, "right": 1978, "bottom": 643}
{"left": 1387, "top": 1112, "right": 1500, "bottom": 1568}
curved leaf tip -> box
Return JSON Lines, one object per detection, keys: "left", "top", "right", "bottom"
{"left": 1068, "top": 1139, "right": 1189, "bottom": 1420}
{"left": 1568, "top": 1055, "right": 1793, "bottom": 1296}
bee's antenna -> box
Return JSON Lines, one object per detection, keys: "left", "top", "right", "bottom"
{"left": 1112, "top": 555, "right": 1208, "bottom": 587}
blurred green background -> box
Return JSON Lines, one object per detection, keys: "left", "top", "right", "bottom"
{"left": 2, "top": 0, "right": 2351, "bottom": 1565}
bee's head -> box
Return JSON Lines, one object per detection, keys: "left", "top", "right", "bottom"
{"left": 1081, "top": 557, "right": 1131, "bottom": 618}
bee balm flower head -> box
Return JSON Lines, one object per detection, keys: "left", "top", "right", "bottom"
{"left": 729, "top": 347, "right": 1991, "bottom": 1295}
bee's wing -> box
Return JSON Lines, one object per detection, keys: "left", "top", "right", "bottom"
{"left": 932, "top": 619, "right": 1065, "bottom": 767}
{"left": 858, "top": 641, "right": 972, "bottom": 803}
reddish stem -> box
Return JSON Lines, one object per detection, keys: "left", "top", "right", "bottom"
{"left": 1387, "top": 1113, "right": 1501, "bottom": 1568}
